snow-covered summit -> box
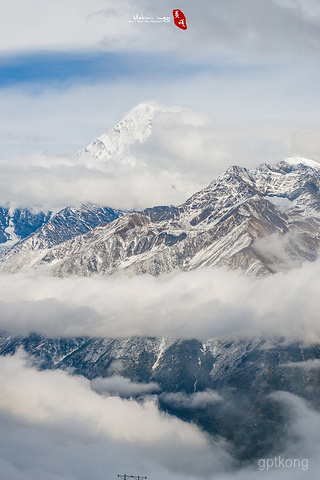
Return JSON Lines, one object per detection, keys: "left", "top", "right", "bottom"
{"left": 77, "top": 102, "right": 179, "bottom": 163}
{"left": 78, "top": 102, "right": 157, "bottom": 162}
{"left": 2, "top": 156, "right": 320, "bottom": 278}
{"left": 284, "top": 156, "right": 320, "bottom": 170}
{"left": 77, "top": 101, "right": 186, "bottom": 163}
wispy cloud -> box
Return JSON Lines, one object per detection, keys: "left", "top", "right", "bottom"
{"left": 91, "top": 376, "right": 160, "bottom": 397}
{"left": 161, "top": 390, "right": 223, "bottom": 409}
{"left": 283, "top": 360, "right": 320, "bottom": 369}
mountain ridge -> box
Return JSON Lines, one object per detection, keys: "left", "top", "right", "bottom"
{"left": 2, "top": 102, "right": 320, "bottom": 277}
{"left": 1, "top": 158, "right": 320, "bottom": 276}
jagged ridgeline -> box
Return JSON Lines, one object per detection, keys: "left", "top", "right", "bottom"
{"left": 1, "top": 103, "right": 320, "bottom": 276}
{"left": 1, "top": 103, "right": 320, "bottom": 465}
{"left": 1, "top": 159, "right": 320, "bottom": 276}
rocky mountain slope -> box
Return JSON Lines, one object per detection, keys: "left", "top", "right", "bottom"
{"left": 1, "top": 331, "right": 319, "bottom": 462}
{"left": 1, "top": 158, "right": 320, "bottom": 276}
{"left": 2, "top": 104, "right": 320, "bottom": 466}
{"left": 0, "top": 206, "right": 52, "bottom": 252}
{"left": 0, "top": 103, "right": 165, "bottom": 256}
{"left": 2, "top": 203, "right": 124, "bottom": 259}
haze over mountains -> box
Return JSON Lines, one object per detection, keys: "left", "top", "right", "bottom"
{"left": 0, "top": 102, "right": 192, "bottom": 251}
{"left": 1, "top": 103, "right": 320, "bottom": 277}
{"left": 1, "top": 102, "right": 320, "bottom": 478}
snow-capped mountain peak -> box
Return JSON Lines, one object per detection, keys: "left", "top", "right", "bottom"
{"left": 284, "top": 156, "right": 320, "bottom": 170}
{"left": 77, "top": 102, "right": 159, "bottom": 162}
{"left": 2, "top": 158, "right": 320, "bottom": 278}
{"left": 77, "top": 101, "right": 186, "bottom": 163}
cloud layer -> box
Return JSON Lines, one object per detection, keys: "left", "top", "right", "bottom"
{"left": 161, "top": 390, "right": 223, "bottom": 409}
{"left": 2, "top": 0, "right": 320, "bottom": 58}
{"left": 1, "top": 256, "right": 320, "bottom": 342}
{"left": 90, "top": 376, "right": 160, "bottom": 397}
{"left": 1, "top": 351, "right": 320, "bottom": 479}
{"left": 1, "top": 99, "right": 320, "bottom": 211}
{"left": 0, "top": 351, "right": 232, "bottom": 480}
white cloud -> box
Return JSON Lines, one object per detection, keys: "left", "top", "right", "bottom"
{"left": 0, "top": 150, "right": 207, "bottom": 211}
{"left": 161, "top": 390, "right": 223, "bottom": 409}
{"left": 91, "top": 375, "right": 160, "bottom": 397}
{"left": 290, "top": 127, "right": 320, "bottom": 161}
{"left": 272, "top": 0, "right": 320, "bottom": 21}
{"left": 283, "top": 359, "right": 320, "bottom": 369}
{"left": 253, "top": 232, "right": 294, "bottom": 262}
{"left": 1, "top": 352, "right": 320, "bottom": 479}
{"left": 1, "top": 256, "right": 320, "bottom": 342}
{"left": 0, "top": 351, "right": 233, "bottom": 480}
{"left": 0, "top": 0, "right": 133, "bottom": 53}
{"left": 269, "top": 391, "right": 320, "bottom": 461}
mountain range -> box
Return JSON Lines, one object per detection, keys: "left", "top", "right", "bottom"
{"left": 2, "top": 103, "right": 320, "bottom": 278}
{"left": 1, "top": 156, "right": 320, "bottom": 276}
{"left": 0, "top": 102, "right": 160, "bottom": 251}
{"left": 1, "top": 102, "right": 320, "bottom": 465}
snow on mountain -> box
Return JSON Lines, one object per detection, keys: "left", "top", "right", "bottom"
{"left": 2, "top": 104, "right": 320, "bottom": 277}
{"left": 77, "top": 102, "right": 172, "bottom": 163}
{"left": 1, "top": 203, "right": 124, "bottom": 261}
{"left": 285, "top": 156, "right": 320, "bottom": 169}
{"left": 0, "top": 206, "right": 52, "bottom": 253}
{"left": 1, "top": 159, "right": 320, "bottom": 276}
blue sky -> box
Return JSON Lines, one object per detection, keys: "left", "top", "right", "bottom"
{"left": 0, "top": 52, "right": 133, "bottom": 87}
{"left": 0, "top": 50, "right": 263, "bottom": 89}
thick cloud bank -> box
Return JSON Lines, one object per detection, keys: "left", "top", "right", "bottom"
{"left": 1, "top": 257, "right": 320, "bottom": 342}
{"left": 0, "top": 351, "right": 232, "bottom": 480}
{"left": 1, "top": 352, "right": 320, "bottom": 479}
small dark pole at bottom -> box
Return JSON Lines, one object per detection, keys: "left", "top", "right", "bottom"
{"left": 118, "top": 474, "right": 147, "bottom": 480}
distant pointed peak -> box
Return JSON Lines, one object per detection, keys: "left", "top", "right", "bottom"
{"left": 78, "top": 101, "right": 184, "bottom": 162}
{"left": 131, "top": 99, "right": 187, "bottom": 115}
{"left": 122, "top": 102, "right": 158, "bottom": 119}
{"left": 221, "top": 165, "right": 254, "bottom": 184}
{"left": 224, "top": 165, "right": 248, "bottom": 175}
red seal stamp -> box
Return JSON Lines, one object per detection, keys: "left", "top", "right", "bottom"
{"left": 173, "top": 9, "right": 187, "bottom": 30}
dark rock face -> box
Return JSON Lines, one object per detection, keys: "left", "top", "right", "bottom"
{"left": 0, "top": 207, "right": 51, "bottom": 246}
{"left": 12, "top": 209, "right": 52, "bottom": 238}
{"left": 0, "top": 203, "right": 124, "bottom": 258}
